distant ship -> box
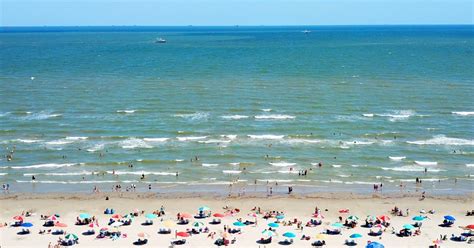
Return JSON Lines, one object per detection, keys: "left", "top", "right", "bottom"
{"left": 155, "top": 38, "right": 166, "bottom": 43}
{"left": 302, "top": 30, "right": 312, "bottom": 34}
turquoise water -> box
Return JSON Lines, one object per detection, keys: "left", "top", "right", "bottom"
{"left": 0, "top": 26, "right": 473, "bottom": 194}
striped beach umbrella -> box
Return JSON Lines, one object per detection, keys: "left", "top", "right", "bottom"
{"left": 65, "top": 233, "right": 78, "bottom": 240}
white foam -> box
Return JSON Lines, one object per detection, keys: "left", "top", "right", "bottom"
{"left": 15, "top": 139, "right": 42, "bottom": 143}
{"left": 20, "top": 111, "right": 62, "bottom": 120}
{"left": 255, "top": 114, "right": 295, "bottom": 120}
{"left": 338, "top": 174, "right": 351, "bottom": 178}
{"left": 198, "top": 139, "right": 231, "bottom": 144}
{"left": 17, "top": 180, "right": 122, "bottom": 184}
{"left": 278, "top": 170, "right": 299, "bottom": 174}
{"left": 381, "top": 166, "right": 444, "bottom": 172}
{"left": 24, "top": 171, "right": 92, "bottom": 176}
{"left": 389, "top": 156, "right": 406, "bottom": 161}
{"left": 377, "top": 110, "right": 415, "bottom": 121}
{"left": 452, "top": 111, "right": 474, "bottom": 116}
{"left": 174, "top": 112, "right": 209, "bottom": 121}
{"left": 117, "top": 110, "right": 136, "bottom": 114}
{"left": 248, "top": 135, "right": 284, "bottom": 140}
{"left": 331, "top": 164, "right": 343, "bottom": 168}
{"left": 120, "top": 138, "right": 153, "bottom": 149}
{"left": 143, "top": 138, "right": 169, "bottom": 142}
{"left": 466, "top": 164, "right": 474, "bottom": 167}
{"left": 351, "top": 164, "right": 366, "bottom": 167}
{"left": 220, "top": 135, "right": 237, "bottom": 140}
{"left": 45, "top": 140, "right": 74, "bottom": 145}
{"left": 362, "top": 113, "right": 374, "bottom": 117}
{"left": 175, "top": 159, "right": 184, "bottom": 162}
{"left": 221, "top": 115, "right": 249, "bottom": 120}
{"left": 11, "top": 163, "right": 75, "bottom": 169}
{"left": 269, "top": 162, "right": 296, "bottom": 167}
{"left": 65, "top": 136, "right": 88, "bottom": 140}
{"left": 86, "top": 144, "right": 104, "bottom": 152}
{"left": 414, "top": 161, "right": 438, "bottom": 166}
{"left": 223, "top": 170, "right": 241, "bottom": 174}
{"left": 108, "top": 171, "right": 176, "bottom": 176}
{"left": 407, "top": 135, "right": 474, "bottom": 146}
{"left": 177, "top": 136, "right": 207, "bottom": 141}
{"left": 202, "top": 163, "right": 219, "bottom": 167}
{"left": 283, "top": 138, "right": 321, "bottom": 144}
{"left": 0, "top": 173, "right": 7, "bottom": 176}
{"left": 261, "top": 109, "right": 272, "bottom": 112}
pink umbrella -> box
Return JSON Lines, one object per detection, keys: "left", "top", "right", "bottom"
{"left": 55, "top": 222, "right": 68, "bottom": 228}
{"left": 48, "top": 215, "right": 58, "bottom": 221}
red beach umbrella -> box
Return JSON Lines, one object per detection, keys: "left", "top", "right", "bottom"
{"left": 111, "top": 214, "right": 123, "bottom": 219}
{"left": 179, "top": 213, "right": 192, "bottom": 219}
{"left": 213, "top": 213, "right": 225, "bottom": 218}
{"left": 465, "top": 224, "right": 474, "bottom": 230}
{"left": 13, "top": 216, "right": 24, "bottom": 221}
{"left": 377, "top": 215, "right": 390, "bottom": 222}
{"left": 176, "top": 231, "right": 190, "bottom": 237}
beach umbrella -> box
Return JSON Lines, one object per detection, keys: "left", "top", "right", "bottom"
{"left": 176, "top": 231, "right": 190, "bottom": 237}
{"left": 55, "top": 222, "right": 68, "bottom": 228}
{"left": 276, "top": 215, "right": 285, "bottom": 220}
{"left": 221, "top": 232, "right": 230, "bottom": 239}
{"left": 262, "top": 229, "right": 276, "bottom": 237}
{"left": 366, "top": 215, "right": 376, "bottom": 222}
{"left": 111, "top": 214, "right": 123, "bottom": 219}
{"left": 412, "top": 216, "right": 425, "bottom": 221}
{"left": 100, "top": 227, "right": 108, "bottom": 232}
{"left": 110, "top": 222, "right": 123, "bottom": 228}
{"left": 192, "top": 221, "right": 205, "bottom": 228}
{"left": 179, "top": 213, "right": 192, "bottom": 219}
{"left": 88, "top": 222, "right": 98, "bottom": 228}
{"left": 444, "top": 215, "right": 456, "bottom": 221}
{"left": 213, "top": 213, "right": 225, "bottom": 218}
{"left": 145, "top": 213, "right": 157, "bottom": 219}
{"left": 48, "top": 215, "right": 58, "bottom": 221}
{"left": 248, "top": 213, "right": 258, "bottom": 218}
{"left": 366, "top": 242, "right": 384, "bottom": 248}
{"left": 268, "top": 222, "right": 279, "bottom": 228}
{"left": 315, "top": 233, "right": 327, "bottom": 240}
{"left": 347, "top": 215, "right": 359, "bottom": 222}
{"left": 163, "top": 220, "right": 176, "bottom": 228}
{"left": 403, "top": 224, "right": 415, "bottom": 230}
{"left": 198, "top": 206, "right": 210, "bottom": 211}
{"left": 21, "top": 222, "right": 33, "bottom": 228}
{"left": 331, "top": 222, "right": 343, "bottom": 228}
{"left": 65, "top": 233, "right": 78, "bottom": 240}
{"left": 377, "top": 215, "right": 390, "bottom": 222}
{"left": 350, "top": 233, "right": 362, "bottom": 239}
{"left": 13, "top": 216, "right": 23, "bottom": 222}
{"left": 233, "top": 221, "right": 246, "bottom": 227}
{"left": 283, "top": 232, "right": 296, "bottom": 238}
{"left": 137, "top": 232, "right": 149, "bottom": 238}
{"left": 124, "top": 214, "right": 134, "bottom": 219}
{"left": 79, "top": 213, "right": 91, "bottom": 219}
{"left": 464, "top": 224, "right": 474, "bottom": 230}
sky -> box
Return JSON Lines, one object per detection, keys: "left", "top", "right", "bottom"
{"left": 1, "top": 0, "right": 473, "bottom": 26}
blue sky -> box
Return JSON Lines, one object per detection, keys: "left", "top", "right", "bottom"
{"left": 1, "top": 0, "right": 473, "bottom": 26}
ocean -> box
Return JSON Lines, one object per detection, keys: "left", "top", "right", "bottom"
{"left": 0, "top": 25, "right": 473, "bottom": 194}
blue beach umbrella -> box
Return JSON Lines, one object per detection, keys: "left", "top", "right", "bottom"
{"left": 198, "top": 206, "right": 210, "bottom": 211}
{"left": 268, "top": 222, "right": 279, "bottom": 228}
{"left": 331, "top": 222, "right": 343, "bottom": 228}
{"left": 262, "top": 229, "right": 275, "bottom": 237}
{"left": 444, "top": 215, "right": 456, "bottom": 221}
{"left": 21, "top": 222, "right": 33, "bottom": 228}
{"left": 412, "top": 216, "right": 425, "bottom": 221}
{"left": 350, "top": 233, "right": 362, "bottom": 239}
{"left": 79, "top": 213, "right": 91, "bottom": 219}
{"left": 145, "top": 213, "right": 157, "bottom": 219}
{"left": 276, "top": 215, "right": 285, "bottom": 220}
{"left": 366, "top": 242, "right": 384, "bottom": 248}
{"left": 403, "top": 224, "right": 415, "bottom": 230}
{"left": 283, "top": 232, "right": 296, "bottom": 238}
{"left": 233, "top": 221, "right": 246, "bottom": 227}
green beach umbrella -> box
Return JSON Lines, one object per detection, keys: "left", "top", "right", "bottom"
{"left": 145, "top": 213, "right": 157, "bottom": 219}
{"left": 332, "top": 222, "right": 343, "bottom": 228}
{"left": 192, "top": 221, "right": 205, "bottom": 228}
{"left": 283, "top": 232, "right": 296, "bottom": 238}
{"left": 403, "top": 224, "right": 415, "bottom": 230}
{"left": 347, "top": 216, "right": 359, "bottom": 221}
{"left": 79, "top": 213, "right": 91, "bottom": 219}
{"left": 65, "top": 233, "right": 78, "bottom": 240}
{"left": 350, "top": 233, "right": 362, "bottom": 239}
{"left": 233, "top": 221, "right": 246, "bottom": 227}
{"left": 124, "top": 214, "right": 134, "bottom": 219}
{"left": 412, "top": 216, "right": 425, "bottom": 221}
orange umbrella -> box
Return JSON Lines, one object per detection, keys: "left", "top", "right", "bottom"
{"left": 55, "top": 222, "right": 68, "bottom": 228}
{"left": 179, "top": 213, "right": 192, "bottom": 219}
{"left": 111, "top": 214, "right": 123, "bottom": 219}
{"left": 176, "top": 231, "right": 190, "bottom": 237}
{"left": 213, "top": 213, "right": 225, "bottom": 218}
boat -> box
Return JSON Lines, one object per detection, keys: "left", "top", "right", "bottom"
{"left": 155, "top": 38, "right": 166, "bottom": 43}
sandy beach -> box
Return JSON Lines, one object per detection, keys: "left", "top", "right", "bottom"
{"left": 0, "top": 193, "right": 472, "bottom": 247}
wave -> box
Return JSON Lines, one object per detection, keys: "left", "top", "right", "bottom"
{"left": 14, "top": 139, "right": 43, "bottom": 143}
{"left": 414, "top": 161, "right": 438, "bottom": 166}
{"left": 452, "top": 111, "right": 474, "bottom": 116}
{"left": 407, "top": 135, "right": 474, "bottom": 146}
{"left": 20, "top": 111, "right": 62, "bottom": 120}
{"left": 143, "top": 138, "right": 169, "bottom": 142}
{"left": 220, "top": 135, "right": 237, "bottom": 140}
{"left": 222, "top": 170, "right": 241, "bottom": 174}
{"left": 278, "top": 170, "right": 299, "bottom": 174}
{"left": 45, "top": 140, "right": 74, "bottom": 145}
{"left": 261, "top": 109, "right": 272, "bottom": 112}
{"left": 86, "top": 144, "right": 104, "bottom": 152}
{"left": 269, "top": 162, "right": 296, "bottom": 167}
{"left": 107, "top": 171, "right": 177, "bottom": 176}
{"left": 331, "top": 164, "right": 342, "bottom": 168}
{"left": 362, "top": 113, "right": 374, "bottom": 117}
{"left": 255, "top": 114, "right": 295, "bottom": 120}
{"left": 198, "top": 139, "right": 231, "bottom": 144}
{"left": 10, "top": 163, "right": 75, "bottom": 169}
{"left": 377, "top": 110, "right": 415, "bottom": 121}
{"left": 174, "top": 112, "right": 209, "bottom": 121}
{"left": 0, "top": 173, "right": 7, "bottom": 176}
{"left": 119, "top": 138, "right": 153, "bottom": 149}
{"left": 175, "top": 159, "right": 184, "bottom": 162}
{"left": 248, "top": 135, "right": 284, "bottom": 140}
{"left": 381, "top": 166, "right": 444, "bottom": 172}
{"left": 116, "top": 110, "right": 136, "bottom": 114}
{"left": 389, "top": 156, "right": 406, "bottom": 161}
{"left": 65, "top": 136, "right": 88, "bottom": 140}
{"left": 466, "top": 164, "right": 474, "bottom": 167}
{"left": 282, "top": 139, "right": 321, "bottom": 145}
{"left": 177, "top": 136, "right": 207, "bottom": 141}
{"left": 24, "top": 171, "right": 92, "bottom": 176}
{"left": 221, "top": 115, "right": 249, "bottom": 120}
{"left": 202, "top": 163, "right": 219, "bottom": 167}
{"left": 16, "top": 180, "right": 123, "bottom": 184}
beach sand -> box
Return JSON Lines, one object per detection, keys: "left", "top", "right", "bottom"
{"left": 0, "top": 193, "right": 472, "bottom": 247}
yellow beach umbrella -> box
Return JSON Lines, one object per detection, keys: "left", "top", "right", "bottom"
{"left": 315, "top": 233, "right": 327, "bottom": 240}
{"left": 163, "top": 220, "right": 176, "bottom": 228}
